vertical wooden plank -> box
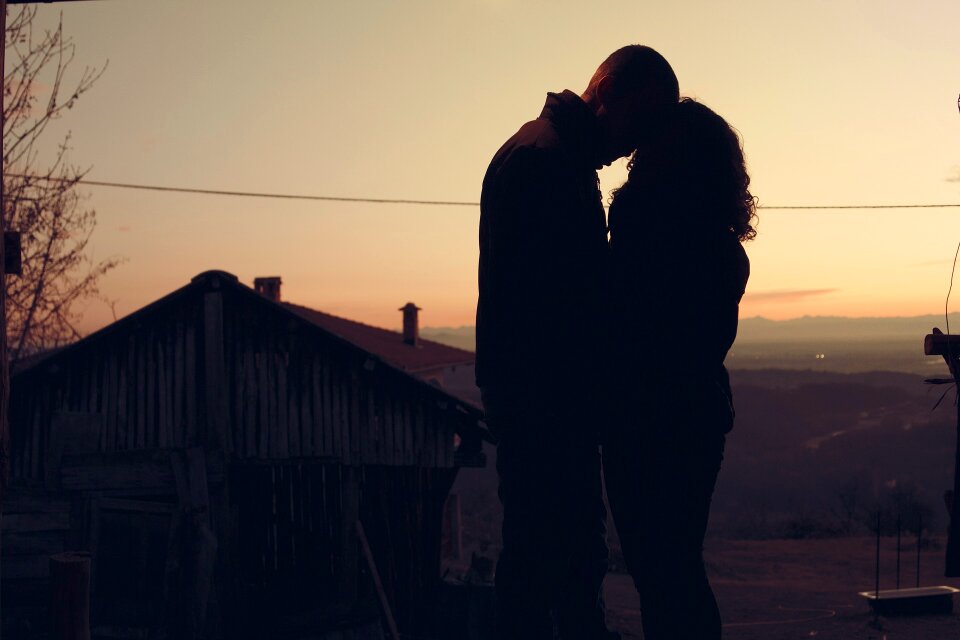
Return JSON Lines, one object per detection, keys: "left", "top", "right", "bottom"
{"left": 173, "top": 321, "right": 185, "bottom": 448}
{"left": 288, "top": 368, "right": 300, "bottom": 458}
{"left": 277, "top": 349, "right": 290, "bottom": 459}
{"left": 329, "top": 366, "right": 342, "bottom": 461}
{"left": 357, "top": 371, "right": 370, "bottom": 464}
{"left": 344, "top": 372, "right": 357, "bottom": 464}
{"left": 424, "top": 400, "right": 435, "bottom": 467}
{"left": 322, "top": 360, "right": 334, "bottom": 457}
{"left": 275, "top": 465, "right": 292, "bottom": 578}
{"left": 268, "top": 466, "right": 278, "bottom": 574}
{"left": 117, "top": 341, "right": 129, "bottom": 451}
{"left": 391, "top": 395, "right": 403, "bottom": 465}
{"left": 203, "top": 291, "right": 229, "bottom": 452}
{"left": 343, "top": 373, "right": 355, "bottom": 465}
{"left": 338, "top": 466, "right": 360, "bottom": 604}
{"left": 157, "top": 339, "right": 169, "bottom": 449}
{"left": 99, "top": 353, "right": 109, "bottom": 451}
{"left": 352, "top": 369, "right": 366, "bottom": 464}
{"left": 125, "top": 336, "right": 136, "bottom": 450}
{"left": 77, "top": 360, "right": 89, "bottom": 414}
{"left": 300, "top": 367, "right": 313, "bottom": 457}
{"left": 293, "top": 464, "right": 305, "bottom": 567}
{"left": 167, "top": 328, "right": 177, "bottom": 448}
{"left": 145, "top": 331, "right": 156, "bottom": 448}
{"left": 136, "top": 333, "right": 147, "bottom": 449}
{"left": 309, "top": 360, "right": 321, "bottom": 457}
{"left": 267, "top": 343, "right": 279, "bottom": 459}
{"left": 244, "top": 349, "right": 257, "bottom": 459}
{"left": 18, "top": 395, "right": 29, "bottom": 481}
{"left": 233, "top": 323, "right": 246, "bottom": 458}
{"left": 166, "top": 328, "right": 176, "bottom": 448}
{"left": 257, "top": 340, "right": 270, "bottom": 458}
{"left": 185, "top": 322, "right": 198, "bottom": 447}
{"left": 383, "top": 392, "right": 396, "bottom": 466}
{"left": 102, "top": 350, "right": 115, "bottom": 452}
{"left": 430, "top": 402, "right": 441, "bottom": 467}
{"left": 401, "top": 398, "right": 413, "bottom": 466}
{"left": 449, "top": 414, "right": 458, "bottom": 468}
{"left": 367, "top": 386, "right": 378, "bottom": 465}
{"left": 86, "top": 359, "right": 97, "bottom": 416}
{"left": 415, "top": 399, "right": 427, "bottom": 467}
{"left": 439, "top": 405, "right": 451, "bottom": 468}
{"left": 29, "top": 391, "right": 43, "bottom": 480}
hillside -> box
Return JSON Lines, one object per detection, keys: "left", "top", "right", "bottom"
{"left": 422, "top": 317, "right": 960, "bottom": 375}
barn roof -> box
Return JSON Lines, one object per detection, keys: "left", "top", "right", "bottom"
{"left": 14, "top": 270, "right": 486, "bottom": 432}
{"left": 282, "top": 303, "right": 474, "bottom": 374}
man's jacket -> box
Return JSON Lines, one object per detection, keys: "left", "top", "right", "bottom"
{"left": 476, "top": 90, "right": 609, "bottom": 395}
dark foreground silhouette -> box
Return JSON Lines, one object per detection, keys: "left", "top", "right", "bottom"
{"left": 604, "top": 99, "right": 755, "bottom": 640}
{"left": 477, "top": 45, "right": 680, "bottom": 639}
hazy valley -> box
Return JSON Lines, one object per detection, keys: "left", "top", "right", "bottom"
{"left": 436, "top": 316, "right": 960, "bottom": 550}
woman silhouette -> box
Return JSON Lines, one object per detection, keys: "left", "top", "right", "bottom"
{"left": 604, "top": 98, "right": 756, "bottom": 640}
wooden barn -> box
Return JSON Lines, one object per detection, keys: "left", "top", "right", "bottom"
{"left": 3, "top": 270, "right": 487, "bottom": 640}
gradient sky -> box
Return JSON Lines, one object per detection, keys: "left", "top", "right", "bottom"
{"left": 20, "top": 0, "right": 960, "bottom": 333}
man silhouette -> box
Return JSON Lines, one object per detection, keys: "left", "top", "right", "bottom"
{"left": 476, "top": 46, "right": 679, "bottom": 639}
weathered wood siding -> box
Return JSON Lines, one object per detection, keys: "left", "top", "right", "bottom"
{"left": 9, "top": 274, "right": 469, "bottom": 486}
{"left": 221, "top": 287, "right": 461, "bottom": 466}
{"left": 10, "top": 293, "right": 204, "bottom": 484}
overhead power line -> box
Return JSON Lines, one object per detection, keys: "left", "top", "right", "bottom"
{"left": 4, "top": 174, "right": 479, "bottom": 207}
{"left": 6, "top": 173, "right": 960, "bottom": 211}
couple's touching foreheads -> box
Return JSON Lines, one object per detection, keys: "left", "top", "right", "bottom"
{"left": 476, "top": 45, "right": 757, "bottom": 640}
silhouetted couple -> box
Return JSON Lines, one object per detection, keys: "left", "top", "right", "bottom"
{"left": 476, "top": 45, "right": 757, "bottom": 640}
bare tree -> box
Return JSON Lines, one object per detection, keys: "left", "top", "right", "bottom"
{"left": 4, "top": 6, "right": 117, "bottom": 364}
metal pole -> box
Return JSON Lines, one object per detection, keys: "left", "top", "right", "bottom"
{"left": 917, "top": 513, "right": 922, "bottom": 588}
{"left": 948, "top": 374, "right": 960, "bottom": 576}
{"left": 896, "top": 514, "right": 901, "bottom": 589}
{"left": 875, "top": 510, "right": 881, "bottom": 617}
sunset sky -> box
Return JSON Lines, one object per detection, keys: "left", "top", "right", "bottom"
{"left": 21, "top": 1, "right": 960, "bottom": 333}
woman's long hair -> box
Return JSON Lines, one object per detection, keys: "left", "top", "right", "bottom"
{"left": 615, "top": 98, "right": 757, "bottom": 241}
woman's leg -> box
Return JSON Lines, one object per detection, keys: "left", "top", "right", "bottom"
{"left": 605, "top": 418, "right": 725, "bottom": 640}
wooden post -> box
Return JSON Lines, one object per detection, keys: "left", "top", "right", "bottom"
{"left": 356, "top": 520, "right": 400, "bottom": 640}
{"left": 927, "top": 329, "right": 960, "bottom": 576}
{"left": 50, "top": 551, "right": 92, "bottom": 640}
{"left": 339, "top": 465, "right": 360, "bottom": 603}
{"left": 950, "top": 393, "right": 960, "bottom": 577}
{"left": 1, "top": 0, "right": 10, "bottom": 511}
{"left": 444, "top": 492, "right": 462, "bottom": 561}
{"left": 203, "top": 289, "right": 227, "bottom": 452}
{"left": 202, "top": 282, "right": 235, "bottom": 635}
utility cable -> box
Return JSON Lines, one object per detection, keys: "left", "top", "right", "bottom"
{"left": 5, "top": 173, "right": 960, "bottom": 211}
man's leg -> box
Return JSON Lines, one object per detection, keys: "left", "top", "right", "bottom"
{"left": 555, "top": 442, "right": 616, "bottom": 640}
{"left": 486, "top": 390, "right": 572, "bottom": 640}
{"left": 494, "top": 431, "right": 563, "bottom": 639}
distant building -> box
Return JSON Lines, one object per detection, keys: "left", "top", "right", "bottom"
{"left": 4, "top": 270, "right": 487, "bottom": 639}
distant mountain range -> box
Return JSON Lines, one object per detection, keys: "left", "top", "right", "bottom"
{"left": 422, "top": 313, "right": 960, "bottom": 352}
{"left": 732, "top": 313, "right": 960, "bottom": 342}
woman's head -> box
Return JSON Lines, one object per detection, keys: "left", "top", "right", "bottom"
{"left": 622, "top": 98, "right": 757, "bottom": 241}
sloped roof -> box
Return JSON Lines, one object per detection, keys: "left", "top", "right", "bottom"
{"left": 13, "top": 271, "right": 485, "bottom": 427}
{"left": 283, "top": 302, "right": 475, "bottom": 374}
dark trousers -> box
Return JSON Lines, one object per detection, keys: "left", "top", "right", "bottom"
{"left": 604, "top": 400, "right": 725, "bottom": 640}
{"left": 482, "top": 387, "right": 611, "bottom": 640}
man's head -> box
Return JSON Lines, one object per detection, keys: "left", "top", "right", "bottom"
{"left": 582, "top": 45, "right": 679, "bottom": 166}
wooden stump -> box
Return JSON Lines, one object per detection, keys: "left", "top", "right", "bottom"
{"left": 50, "top": 551, "right": 92, "bottom": 640}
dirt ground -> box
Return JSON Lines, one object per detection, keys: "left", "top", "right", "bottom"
{"left": 603, "top": 537, "right": 960, "bottom": 639}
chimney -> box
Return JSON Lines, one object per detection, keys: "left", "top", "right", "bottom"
{"left": 254, "top": 276, "right": 282, "bottom": 302}
{"left": 399, "top": 302, "right": 421, "bottom": 346}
